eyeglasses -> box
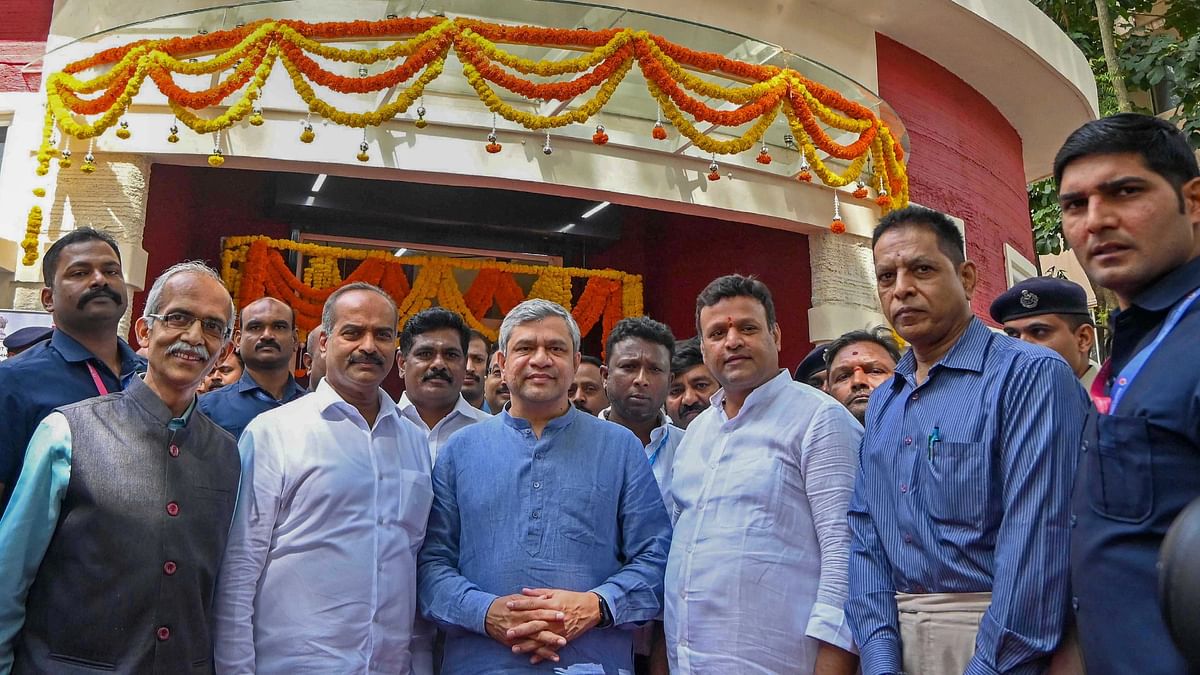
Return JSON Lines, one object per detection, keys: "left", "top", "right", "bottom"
{"left": 147, "top": 312, "right": 231, "bottom": 340}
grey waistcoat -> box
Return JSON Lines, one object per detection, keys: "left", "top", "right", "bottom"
{"left": 14, "top": 376, "right": 240, "bottom": 675}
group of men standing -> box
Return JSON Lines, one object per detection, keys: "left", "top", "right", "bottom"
{"left": 0, "top": 111, "right": 1196, "bottom": 675}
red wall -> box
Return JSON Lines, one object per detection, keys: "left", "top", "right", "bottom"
{"left": 876, "top": 35, "right": 1034, "bottom": 323}
{"left": 137, "top": 164, "right": 292, "bottom": 321}
{"left": 590, "top": 210, "right": 813, "bottom": 369}
{"left": 0, "top": 0, "right": 53, "bottom": 92}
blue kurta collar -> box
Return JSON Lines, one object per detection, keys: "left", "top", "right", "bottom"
{"left": 500, "top": 403, "right": 577, "bottom": 433}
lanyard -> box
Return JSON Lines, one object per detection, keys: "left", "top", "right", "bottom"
{"left": 646, "top": 431, "right": 670, "bottom": 467}
{"left": 85, "top": 362, "right": 110, "bottom": 396}
{"left": 1091, "top": 288, "right": 1200, "bottom": 415}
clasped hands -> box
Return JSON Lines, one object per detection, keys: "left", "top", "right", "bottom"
{"left": 485, "top": 587, "right": 603, "bottom": 664}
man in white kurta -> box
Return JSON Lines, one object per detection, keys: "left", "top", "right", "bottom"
{"left": 666, "top": 274, "right": 861, "bottom": 674}
{"left": 213, "top": 283, "right": 433, "bottom": 674}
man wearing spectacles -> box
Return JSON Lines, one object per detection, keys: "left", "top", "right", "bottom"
{"left": 199, "top": 297, "right": 307, "bottom": 440}
{"left": 0, "top": 261, "right": 242, "bottom": 673}
{"left": 0, "top": 227, "right": 145, "bottom": 513}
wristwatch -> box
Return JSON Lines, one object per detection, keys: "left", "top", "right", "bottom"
{"left": 594, "top": 593, "right": 613, "bottom": 628}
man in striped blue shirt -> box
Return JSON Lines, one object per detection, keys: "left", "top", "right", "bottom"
{"left": 847, "top": 206, "right": 1090, "bottom": 675}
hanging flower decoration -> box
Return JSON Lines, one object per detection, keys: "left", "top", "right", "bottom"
{"left": 830, "top": 191, "right": 846, "bottom": 234}
{"left": 22, "top": 15, "right": 910, "bottom": 264}
{"left": 222, "top": 235, "right": 642, "bottom": 349}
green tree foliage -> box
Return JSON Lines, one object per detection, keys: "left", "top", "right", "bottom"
{"left": 1028, "top": 0, "right": 1198, "bottom": 255}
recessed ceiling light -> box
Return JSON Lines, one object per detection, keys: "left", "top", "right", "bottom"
{"left": 581, "top": 201, "right": 610, "bottom": 219}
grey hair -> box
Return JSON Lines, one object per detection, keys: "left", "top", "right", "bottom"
{"left": 142, "top": 261, "right": 236, "bottom": 337}
{"left": 498, "top": 299, "right": 581, "bottom": 354}
{"left": 321, "top": 282, "right": 398, "bottom": 334}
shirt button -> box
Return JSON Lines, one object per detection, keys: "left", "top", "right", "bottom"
{"left": 533, "top": 481, "right": 542, "bottom": 489}
{"left": 377, "top": 517, "right": 385, "bottom": 525}
{"left": 163, "top": 561, "right": 177, "bottom": 575}
{"left": 903, "top": 533, "right": 912, "bottom": 543}
{"left": 904, "top": 437, "right": 913, "bottom": 446}
{"left": 687, "top": 544, "right": 695, "bottom": 553}
{"left": 532, "top": 511, "right": 541, "bottom": 519}
{"left": 698, "top": 502, "right": 705, "bottom": 510}
{"left": 165, "top": 502, "right": 180, "bottom": 517}
{"left": 900, "top": 483, "right": 908, "bottom": 493}
{"left": 1072, "top": 596, "right": 1080, "bottom": 611}
{"left": 1082, "top": 441, "right": 1089, "bottom": 453}
{"left": 1070, "top": 514, "right": 1078, "bottom": 527}
{"left": 156, "top": 626, "right": 171, "bottom": 641}
{"left": 378, "top": 474, "right": 384, "bottom": 481}
{"left": 911, "top": 393, "right": 919, "bottom": 401}
{"left": 168, "top": 444, "right": 180, "bottom": 457}
{"left": 535, "top": 453, "right": 544, "bottom": 460}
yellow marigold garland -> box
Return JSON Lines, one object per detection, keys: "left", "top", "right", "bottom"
{"left": 26, "top": 17, "right": 911, "bottom": 266}
{"left": 220, "top": 236, "right": 639, "bottom": 344}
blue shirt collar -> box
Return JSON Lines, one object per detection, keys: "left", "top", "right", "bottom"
{"left": 234, "top": 368, "right": 306, "bottom": 400}
{"left": 50, "top": 329, "right": 144, "bottom": 375}
{"left": 892, "top": 316, "right": 991, "bottom": 386}
{"left": 1128, "top": 255, "right": 1200, "bottom": 313}
{"left": 500, "top": 402, "right": 578, "bottom": 433}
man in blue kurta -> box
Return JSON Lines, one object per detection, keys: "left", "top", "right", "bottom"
{"left": 417, "top": 299, "right": 671, "bottom": 673}
{"left": 1056, "top": 113, "right": 1200, "bottom": 674}
{"left": 0, "top": 227, "right": 144, "bottom": 512}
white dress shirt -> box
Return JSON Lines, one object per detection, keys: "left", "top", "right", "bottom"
{"left": 213, "top": 379, "right": 433, "bottom": 675}
{"left": 598, "top": 407, "right": 685, "bottom": 511}
{"left": 665, "top": 370, "right": 862, "bottom": 673}
{"left": 398, "top": 392, "right": 492, "bottom": 464}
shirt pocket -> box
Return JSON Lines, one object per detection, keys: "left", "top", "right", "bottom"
{"left": 557, "top": 486, "right": 598, "bottom": 545}
{"left": 1088, "top": 415, "right": 1153, "bottom": 523}
{"left": 397, "top": 469, "right": 434, "bottom": 539}
{"left": 925, "top": 441, "right": 989, "bottom": 527}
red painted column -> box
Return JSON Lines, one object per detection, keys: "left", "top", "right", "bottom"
{"left": 0, "top": 0, "right": 53, "bottom": 92}
{"left": 876, "top": 34, "right": 1035, "bottom": 323}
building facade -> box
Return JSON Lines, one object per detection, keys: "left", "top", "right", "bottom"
{"left": 0, "top": 0, "right": 1097, "bottom": 367}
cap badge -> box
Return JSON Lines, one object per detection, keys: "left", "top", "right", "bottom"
{"left": 1019, "top": 290, "right": 1039, "bottom": 309}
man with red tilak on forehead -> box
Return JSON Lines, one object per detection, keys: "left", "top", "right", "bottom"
{"left": 665, "top": 274, "right": 861, "bottom": 674}
{"left": 824, "top": 327, "right": 903, "bottom": 424}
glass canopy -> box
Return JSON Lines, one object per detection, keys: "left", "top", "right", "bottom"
{"left": 30, "top": 0, "right": 908, "bottom": 176}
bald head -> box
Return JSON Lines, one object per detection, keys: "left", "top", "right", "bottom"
{"left": 305, "top": 325, "right": 327, "bottom": 391}
{"left": 242, "top": 296, "right": 295, "bottom": 328}
{"left": 238, "top": 296, "right": 298, "bottom": 372}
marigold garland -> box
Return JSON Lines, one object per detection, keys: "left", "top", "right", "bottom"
{"left": 224, "top": 236, "right": 641, "bottom": 346}
{"left": 26, "top": 15, "right": 911, "bottom": 265}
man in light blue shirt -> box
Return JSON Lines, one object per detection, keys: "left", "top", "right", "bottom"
{"left": 0, "top": 261, "right": 240, "bottom": 673}
{"left": 418, "top": 299, "right": 671, "bottom": 673}
{"left": 847, "top": 206, "right": 1089, "bottom": 675}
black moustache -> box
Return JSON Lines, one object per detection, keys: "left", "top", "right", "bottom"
{"left": 680, "top": 401, "right": 709, "bottom": 417}
{"left": 423, "top": 370, "right": 452, "bottom": 382}
{"left": 349, "top": 354, "right": 384, "bottom": 366}
{"left": 78, "top": 287, "right": 121, "bottom": 309}
{"left": 256, "top": 341, "right": 280, "bottom": 351}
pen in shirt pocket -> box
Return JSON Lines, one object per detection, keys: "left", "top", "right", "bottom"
{"left": 927, "top": 426, "right": 941, "bottom": 461}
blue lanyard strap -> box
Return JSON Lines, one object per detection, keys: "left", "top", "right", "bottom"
{"left": 1108, "top": 288, "right": 1200, "bottom": 414}
{"left": 646, "top": 431, "right": 670, "bottom": 467}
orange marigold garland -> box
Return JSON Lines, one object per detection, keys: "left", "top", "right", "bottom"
{"left": 26, "top": 16, "right": 912, "bottom": 265}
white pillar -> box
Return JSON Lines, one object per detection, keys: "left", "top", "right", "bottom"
{"left": 807, "top": 231, "right": 889, "bottom": 342}
{"left": 9, "top": 152, "right": 153, "bottom": 337}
